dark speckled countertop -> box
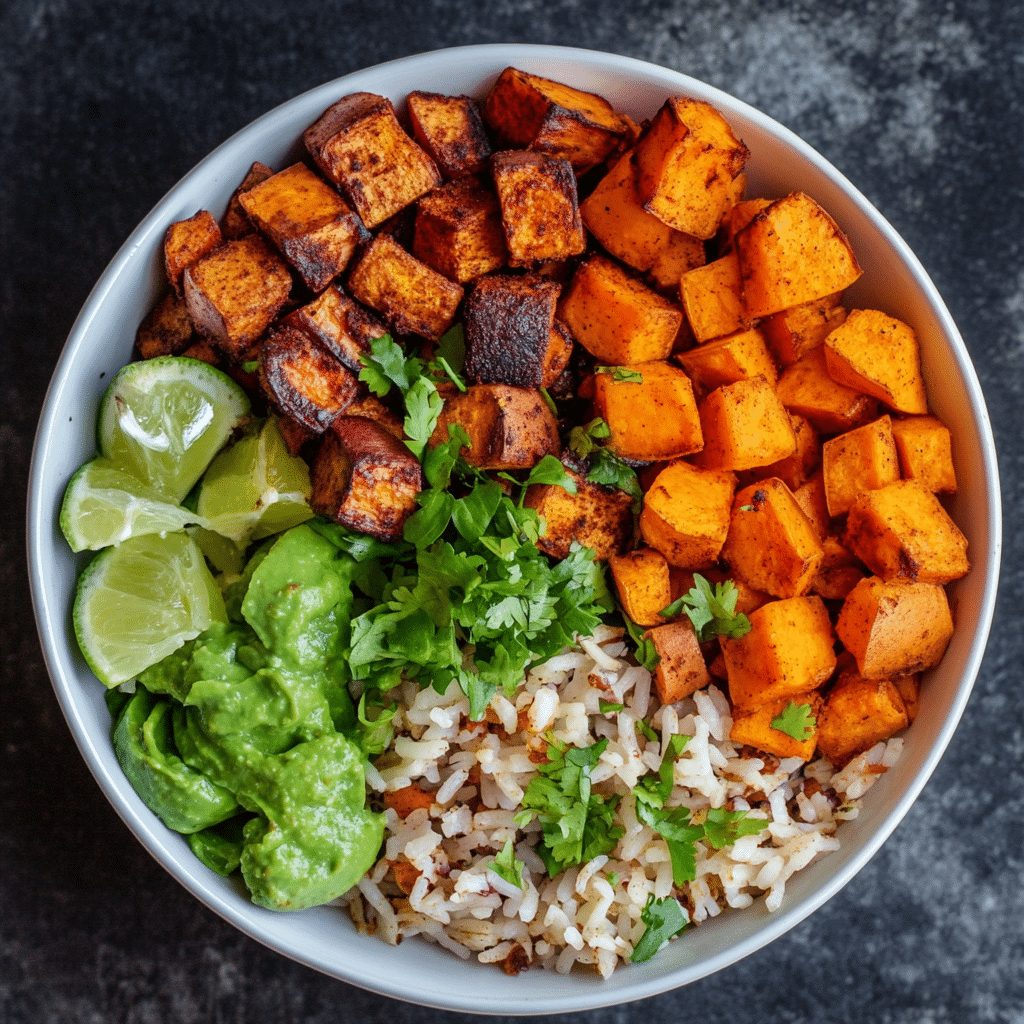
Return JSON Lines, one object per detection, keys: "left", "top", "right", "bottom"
{"left": 3, "top": 2, "right": 1022, "bottom": 1021}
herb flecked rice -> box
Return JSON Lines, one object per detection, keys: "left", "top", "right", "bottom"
{"left": 342, "top": 625, "right": 902, "bottom": 977}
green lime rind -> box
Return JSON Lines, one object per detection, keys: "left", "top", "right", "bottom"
{"left": 97, "top": 356, "right": 250, "bottom": 504}
{"left": 73, "top": 532, "right": 227, "bottom": 687}
{"left": 59, "top": 457, "right": 210, "bottom": 553}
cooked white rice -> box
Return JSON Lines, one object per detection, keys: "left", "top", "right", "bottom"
{"left": 339, "top": 626, "right": 902, "bottom": 978}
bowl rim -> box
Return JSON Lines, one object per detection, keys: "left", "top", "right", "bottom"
{"left": 27, "top": 42, "right": 1002, "bottom": 1014}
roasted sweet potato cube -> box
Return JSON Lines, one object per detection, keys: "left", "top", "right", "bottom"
{"left": 647, "top": 231, "right": 707, "bottom": 293}
{"left": 697, "top": 376, "right": 797, "bottom": 472}
{"left": 343, "top": 394, "right": 404, "bottom": 439}
{"left": 558, "top": 254, "right": 682, "bottom": 364}
{"left": 221, "top": 161, "right": 275, "bottom": 240}
{"left": 407, "top": 91, "right": 492, "bottom": 179}
{"left": 258, "top": 326, "right": 359, "bottom": 435}
{"left": 183, "top": 236, "right": 292, "bottom": 359}
{"left": 835, "top": 576, "right": 954, "bottom": 679}
{"left": 679, "top": 252, "right": 752, "bottom": 343}
{"left": 428, "top": 384, "right": 559, "bottom": 471}
{"left": 752, "top": 414, "right": 819, "bottom": 492}
{"left": 639, "top": 460, "right": 736, "bottom": 569}
{"left": 762, "top": 295, "right": 847, "bottom": 367}
{"left": 311, "top": 415, "right": 424, "bottom": 541}
{"left": 135, "top": 291, "right": 196, "bottom": 359}
{"left": 736, "top": 192, "right": 863, "bottom": 319}
{"left": 634, "top": 97, "right": 749, "bottom": 239}
{"left": 822, "top": 415, "right": 900, "bottom": 517}
{"left": 164, "top": 211, "right": 222, "bottom": 297}
{"left": 676, "top": 327, "right": 777, "bottom": 393}
{"left": 643, "top": 619, "right": 710, "bottom": 704}
{"left": 524, "top": 464, "right": 633, "bottom": 560}
{"left": 491, "top": 150, "right": 586, "bottom": 266}
{"left": 776, "top": 346, "right": 879, "bottom": 434}
{"left": 792, "top": 470, "right": 831, "bottom": 540}
{"left": 720, "top": 596, "right": 837, "bottom": 713}
{"left": 810, "top": 563, "right": 866, "bottom": 601}
{"left": 348, "top": 234, "right": 464, "bottom": 342}
{"left": 608, "top": 548, "right": 673, "bottom": 627}
{"left": 542, "top": 320, "right": 575, "bottom": 389}
{"left": 304, "top": 92, "right": 442, "bottom": 229}
{"left": 592, "top": 361, "right": 703, "bottom": 462}
{"left": 412, "top": 176, "right": 507, "bottom": 283}
{"left": 729, "top": 691, "right": 823, "bottom": 761}
{"left": 238, "top": 162, "right": 368, "bottom": 292}
{"left": 719, "top": 198, "right": 772, "bottom": 253}
{"left": 721, "top": 478, "right": 824, "bottom": 599}
{"left": 180, "top": 338, "right": 222, "bottom": 366}
{"left": 282, "top": 284, "right": 386, "bottom": 374}
{"left": 824, "top": 309, "right": 928, "bottom": 415}
{"left": 815, "top": 672, "right": 909, "bottom": 766}
{"left": 482, "top": 67, "right": 634, "bottom": 173}
{"left": 698, "top": 567, "right": 772, "bottom": 616}
{"left": 463, "top": 275, "right": 561, "bottom": 387}
{"left": 845, "top": 479, "right": 970, "bottom": 585}
{"left": 891, "top": 415, "right": 957, "bottom": 494}
{"left": 274, "top": 413, "right": 315, "bottom": 457}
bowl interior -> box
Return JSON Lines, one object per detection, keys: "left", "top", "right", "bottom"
{"left": 27, "top": 44, "right": 1000, "bottom": 1014}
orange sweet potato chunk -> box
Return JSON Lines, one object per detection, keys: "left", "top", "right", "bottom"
{"left": 164, "top": 210, "right": 223, "bottom": 297}
{"left": 643, "top": 619, "right": 711, "bottom": 704}
{"left": 729, "top": 691, "right": 823, "bottom": 761}
{"left": 822, "top": 414, "right": 901, "bottom": 517}
{"left": 815, "top": 671, "right": 909, "bottom": 767}
{"left": 891, "top": 415, "right": 957, "bottom": 494}
{"left": 776, "top": 346, "right": 878, "bottom": 434}
{"left": 679, "top": 252, "right": 751, "bottom": 343}
{"left": 677, "top": 327, "right": 777, "bottom": 394}
{"left": 407, "top": 91, "right": 492, "bottom": 179}
{"left": 697, "top": 376, "right": 797, "bottom": 472}
{"left": 762, "top": 295, "right": 847, "bottom": 367}
{"left": 608, "top": 548, "right": 674, "bottom": 627}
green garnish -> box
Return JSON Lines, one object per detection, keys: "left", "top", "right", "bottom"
{"left": 770, "top": 701, "right": 817, "bottom": 741}
{"left": 598, "top": 698, "right": 625, "bottom": 714}
{"left": 660, "top": 573, "right": 752, "bottom": 641}
{"left": 630, "top": 895, "right": 689, "bottom": 963}
{"left": 624, "top": 615, "right": 660, "bottom": 672}
{"left": 490, "top": 837, "right": 526, "bottom": 889}
{"left": 567, "top": 417, "right": 643, "bottom": 510}
{"left": 596, "top": 366, "right": 644, "bottom": 384}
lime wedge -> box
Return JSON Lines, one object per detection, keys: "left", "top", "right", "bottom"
{"left": 60, "top": 458, "right": 208, "bottom": 553}
{"left": 73, "top": 532, "right": 226, "bottom": 686}
{"left": 98, "top": 356, "right": 250, "bottom": 503}
{"left": 196, "top": 417, "right": 314, "bottom": 544}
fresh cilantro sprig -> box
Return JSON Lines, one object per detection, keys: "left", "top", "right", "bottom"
{"left": 624, "top": 615, "right": 660, "bottom": 672}
{"left": 490, "top": 838, "right": 526, "bottom": 889}
{"left": 595, "top": 366, "right": 644, "bottom": 384}
{"left": 771, "top": 701, "right": 817, "bottom": 741}
{"left": 567, "top": 417, "right": 642, "bottom": 510}
{"left": 660, "top": 573, "right": 752, "bottom": 641}
{"left": 514, "top": 737, "right": 624, "bottom": 875}
{"left": 630, "top": 895, "right": 689, "bottom": 962}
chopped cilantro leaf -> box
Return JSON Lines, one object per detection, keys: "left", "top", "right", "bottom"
{"left": 606, "top": 871, "right": 620, "bottom": 888}
{"left": 241, "top": 360, "right": 259, "bottom": 373}
{"left": 770, "top": 701, "right": 817, "bottom": 741}
{"left": 598, "top": 698, "right": 625, "bottom": 714}
{"left": 358, "top": 334, "right": 423, "bottom": 397}
{"left": 596, "top": 366, "right": 644, "bottom": 383}
{"left": 660, "top": 573, "right": 751, "bottom": 641}
{"left": 702, "top": 808, "right": 770, "bottom": 849}
{"left": 630, "top": 895, "right": 689, "bottom": 963}
{"left": 624, "top": 616, "right": 660, "bottom": 672}
{"left": 636, "top": 718, "right": 658, "bottom": 743}
{"left": 568, "top": 417, "right": 611, "bottom": 458}
{"left": 490, "top": 838, "right": 526, "bottom": 889}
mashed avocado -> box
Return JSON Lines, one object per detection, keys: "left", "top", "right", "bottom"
{"left": 111, "top": 523, "right": 384, "bottom": 911}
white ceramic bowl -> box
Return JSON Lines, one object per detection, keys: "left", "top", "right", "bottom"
{"left": 28, "top": 44, "right": 1001, "bottom": 1014}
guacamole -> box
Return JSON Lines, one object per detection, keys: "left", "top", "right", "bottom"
{"left": 110, "top": 524, "right": 384, "bottom": 911}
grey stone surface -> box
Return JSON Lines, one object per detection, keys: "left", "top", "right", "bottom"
{"left": 2, "top": 0, "right": 1021, "bottom": 1021}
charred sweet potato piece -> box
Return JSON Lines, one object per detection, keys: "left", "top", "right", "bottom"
{"left": 524, "top": 464, "right": 633, "bottom": 560}
{"left": 643, "top": 619, "right": 710, "bottom": 704}
{"left": 258, "top": 326, "right": 359, "bottom": 435}
{"left": 482, "top": 67, "right": 634, "bottom": 173}
{"left": 491, "top": 150, "right": 586, "bottom": 266}
{"left": 282, "top": 284, "right": 386, "bottom": 374}
{"left": 844, "top": 479, "right": 970, "bottom": 585}
{"left": 679, "top": 252, "right": 752, "bottom": 343}
{"left": 183, "top": 235, "right": 292, "bottom": 359}
{"left": 135, "top": 291, "right": 196, "bottom": 359}
{"left": 164, "top": 211, "right": 222, "bottom": 297}
{"left": 304, "top": 92, "right": 442, "bottom": 229}
{"left": 729, "top": 691, "right": 823, "bottom": 761}
{"left": 824, "top": 309, "right": 929, "bottom": 415}
{"left": 238, "top": 162, "right": 368, "bottom": 292}
{"left": 342, "top": 394, "right": 404, "bottom": 439}
{"left": 407, "top": 91, "right": 492, "bottom": 179}
{"left": 274, "top": 414, "right": 315, "bottom": 457}
{"left": 736, "top": 192, "right": 863, "bottom": 319}
{"left": 542, "top": 320, "right": 575, "bottom": 389}
{"left": 821, "top": 415, "right": 900, "bottom": 517}
{"left": 762, "top": 294, "right": 847, "bottom": 367}
{"left": 311, "top": 415, "right": 424, "bottom": 541}
{"left": 835, "top": 576, "right": 954, "bottom": 679}
{"left": 348, "top": 234, "right": 464, "bottom": 342}
{"left": 776, "top": 346, "right": 879, "bottom": 434}
{"left": 428, "top": 384, "right": 559, "bottom": 471}
{"left": 558, "top": 254, "right": 682, "bottom": 364}
{"left": 676, "top": 327, "right": 777, "bottom": 393}
{"left": 891, "top": 415, "right": 957, "bottom": 494}
{"left": 463, "top": 275, "right": 561, "bottom": 387}
{"left": 592, "top": 361, "right": 703, "bottom": 462}
{"left": 608, "top": 548, "right": 673, "bottom": 627}
{"left": 721, "top": 478, "right": 824, "bottom": 599}
{"left": 634, "top": 97, "right": 749, "bottom": 240}
{"left": 220, "top": 161, "right": 275, "bottom": 240}
{"left": 412, "top": 176, "right": 507, "bottom": 283}
{"left": 721, "top": 595, "right": 837, "bottom": 713}
{"left": 815, "top": 671, "right": 909, "bottom": 766}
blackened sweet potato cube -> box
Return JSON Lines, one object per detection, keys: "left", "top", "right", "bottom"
{"left": 542, "top": 320, "right": 574, "bottom": 389}
{"left": 183, "top": 236, "right": 292, "bottom": 359}
{"left": 164, "top": 211, "right": 222, "bottom": 297}
{"left": 258, "top": 326, "right": 359, "bottom": 435}
{"left": 238, "top": 163, "right": 368, "bottom": 292}
{"left": 463, "top": 275, "right": 562, "bottom": 387}
{"left": 274, "top": 413, "right": 315, "bottom": 456}
{"left": 283, "top": 284, "right": 386, "bottom": 374}
{"left": 221, "top": 161, "right": 275, "bottom": 240}
{"left": 407, "top": 91, "right": 492, "bottom": 179}
{"left": 491, "top": 150, "right": 586, "bottom": 266}
{"left": 348, "top": 234, "right": 464, "bottom": 341}
{"left": 412, "top": 176, "right": 507, "bottom": 283}
{"left": 135, "top": 291, "right": 196, "bottom": 359}
{"left": 311, "top": 416, "right": 423, "bottom": 541}
{"left": 304, "top": 92, "right": 442, "bottom": 229}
